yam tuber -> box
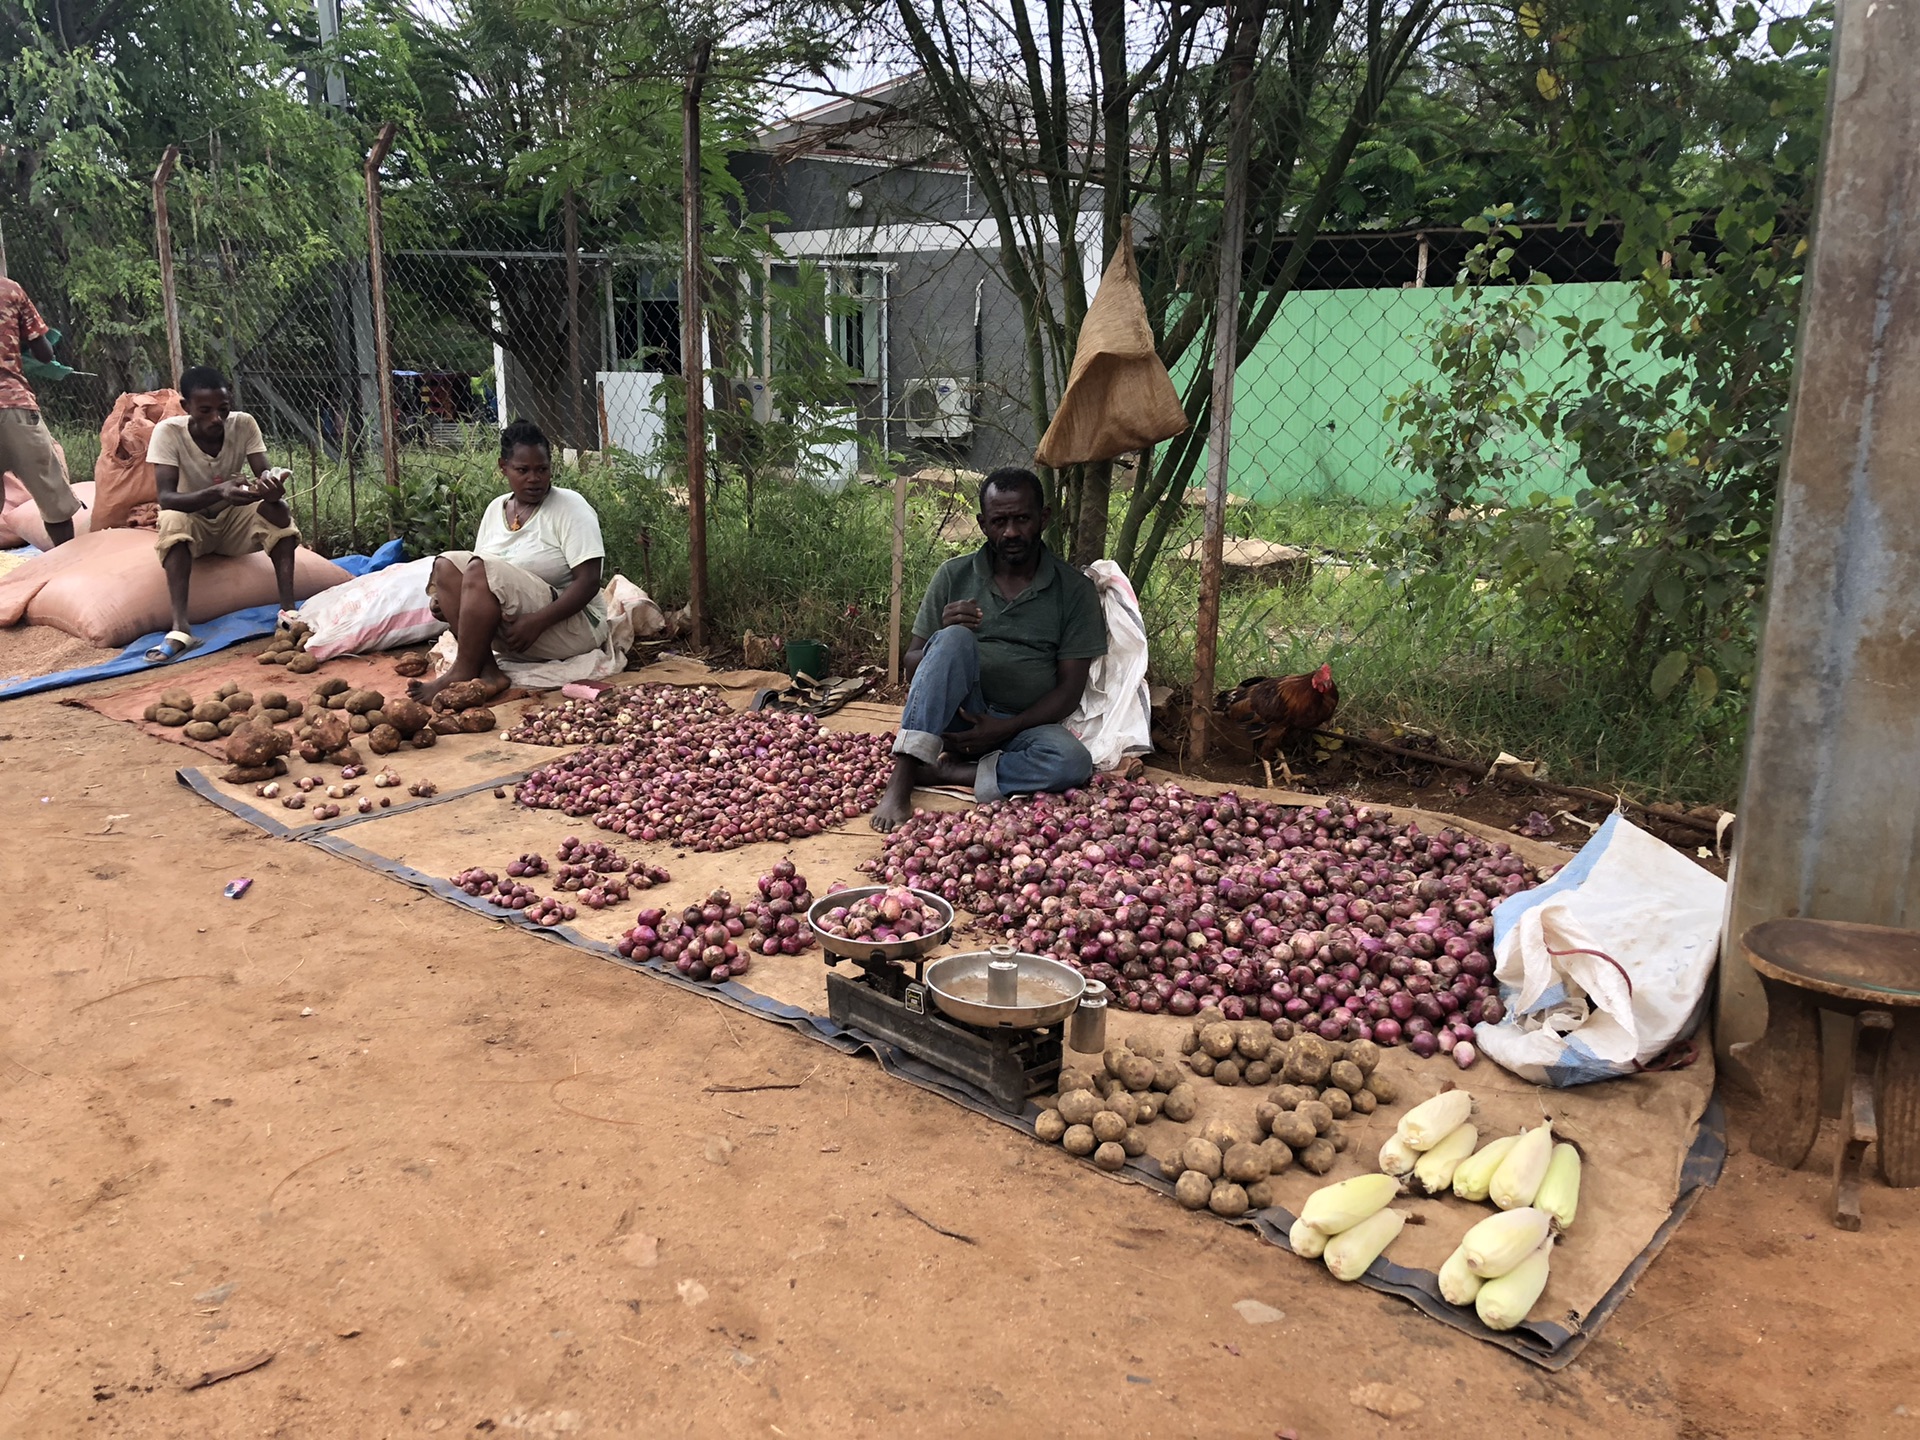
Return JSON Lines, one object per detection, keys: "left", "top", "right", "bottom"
{"left": 457, "top": 707, "right": 496, "bottom": 734}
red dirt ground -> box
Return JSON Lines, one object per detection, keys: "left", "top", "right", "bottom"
{"left": 0, "top": 678, "right": 1907, "bottom": 1439}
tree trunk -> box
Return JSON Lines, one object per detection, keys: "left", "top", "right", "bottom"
{"left": 1072, "top": 458, "right": 1112, "bottom": 564}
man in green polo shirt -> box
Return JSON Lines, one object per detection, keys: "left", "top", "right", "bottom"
{"left": 871, "top": 467, "right": 1107, "bottom": 831}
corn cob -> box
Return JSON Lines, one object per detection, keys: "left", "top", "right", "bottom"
{"left": 1398, "top": 1089, "right": 1474, "bottom": 1150}
{"left": 1289, "top": 1217, "right": 1329, "bottom": 1258}
{"left": 1490, "top": 1121, "right": 1555, "bottom": 1210}
{"left": 1451, "top": 1133, "right": 1521, "bottom": 1202}
{"left": 1413, "top": 1123, "right": 1479, "bottom": 1195}
{"left": 1475, "top": 1239, "right": 1553, "bottom": 1331}
{"left": 1460, "top": 1206, "right": 1553, "bottom": 1278}
{"left": 1299, "top": 1173, "right": 1401, "bottom": 1235}
{"left": 1324, "top": 1207, "right": 1406, "bottom": 1282}
{"left": 1536, "top": 1142, "right": 1582, "bottom": 1231}
{"left": 1437, "top": 1244, "right": 1484, "bottom": 1306}
{"left": 1379, "top": 1131, "right": 1419, "bottom": 1177}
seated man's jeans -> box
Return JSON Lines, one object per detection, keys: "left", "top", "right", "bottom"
{"left": 893, "top": 625, "right": 1095, "bottom": 803}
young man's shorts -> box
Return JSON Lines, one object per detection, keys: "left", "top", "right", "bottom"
{"left": 0, "top": 407, "right": 83, "bottom": 524}
{"left": 154, "top": 503, "right": 301, "bottom": 559}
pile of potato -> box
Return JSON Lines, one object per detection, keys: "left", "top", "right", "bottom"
{"left": 1160, "top": 1115, "right": 1294, "bottom": 1217}
{"left": 1181, "top": 1014, "right": 1292, "bottom": 1087}
{"left": 1035, "top": 1036, "right": 1199, "bottom": 1174}
{"left": 146, "top": 681, "right": 303, "bottom": 744}
{"left": 255, "top": 619, "right": 317, "bottom": 672}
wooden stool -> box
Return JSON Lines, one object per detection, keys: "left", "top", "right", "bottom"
{"left": 1738, "top": 919, "right": 1920, "bottom": 1229}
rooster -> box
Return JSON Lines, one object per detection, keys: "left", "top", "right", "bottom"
{"left": 1215, "top": 662, "right": 1339, "bottom": 790}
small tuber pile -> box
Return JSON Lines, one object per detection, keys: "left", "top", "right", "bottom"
{"left": 255, "top": 620, "right": 315, "bottom": 669}
{"left": 1033, "top": 1036, "right": 1175, "bottom": 1174}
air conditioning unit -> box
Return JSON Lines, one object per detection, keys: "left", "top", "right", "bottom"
{"left": 728, "top": 376, "right": 774, "bottom": 423}
{"left": 901, "top": 377, "right": 972, "bottom": 440}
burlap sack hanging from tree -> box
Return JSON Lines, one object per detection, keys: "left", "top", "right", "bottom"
{"left": 1034, "top": 220, "right": 1188, "bottom": 468}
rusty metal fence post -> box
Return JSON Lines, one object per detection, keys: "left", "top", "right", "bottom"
{"left": 152, "top": 145, "right": 183, "bottom": 387}
{"left": 364, "top": 122, "right": 400, "bottom": 534}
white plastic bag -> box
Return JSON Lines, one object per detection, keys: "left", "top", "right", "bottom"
{"left": 301, "top": 556, "right": 445, "bottom": 660}
{"left": 1065, "top": 559, "right": 1153, "bottom": 772}
{"left": 1475, "top": 814, "right": 1725, "bottom": 1086}
{"left": 429, "top": 573, "right": 665, "bottom": 688}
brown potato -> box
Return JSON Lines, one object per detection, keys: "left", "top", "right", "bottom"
{"left": 410, "top": 728, "right": 438, "bottom": 749}
{"left": 1364, "top": 1071, "right": 1399, "bottom": 1105}
{"left": 1321, "top": 1087, "right": 1353, "bottom": 1120}
{"left": 1152, "top": 1060, "right": 1182, "bottom": 1093}
{"left": 1126, "top": 1034, "right": 1163, "bottom": 1059}
{"left": 1188, "top": 1053, "right": 1217, "bottom": 1078}
{"left": 1272, "top": 1112, "right": 1317, "bottom": 1149}
{"left": 1090, "top": 1111, "right": 1128, "bottom": 1144}
{"left": 1243, "top": 1060, "right": 1273, "bottom": 1088}
{"left": 1118, "top": 1054, "right": 1156, "bottom": 1093}
{"left": 1222, "top": 1141, "right": 1270, "bottom": 1185}
{"left": 1180, "top": 1137, "right": 1223, "bottom": 1180}
{"left": 1102, "top": 1046, "right": 1129, "bottom": 1079}
{"left": 1346, "top": 1039, "right": 1382, "bottom": 1075}
{"left": 159, "top": 687, "right": 194, "bottom": 711}
{"left": 1212, "top": 1058, "right": 1242, "bottom": 1087}
{"left": 258, "top": 651, "right": 288, "bottom": 666}
{"left": 1061, "top": 1125, "right": 1097, "bottom": 1157}
{"left": 142, "top": 702, "right": 162, "bottom": 722}
{"left": 216, "top": 716, "right": 243, "bottom": 737}
{"left": 1056, "top": 1089, "right": 1102, "bottom": 1127}
{"left": 457, "top": 707, "right": 496, "bottom": 734}
{"left": 1178, "top": 1028, "right": 1201, "bottom": 1056}
{"left": 1134, "top": 1093, "right": 1162, "bottom": 1123}
{"left": 1199, "top": 1023, "right": 1237, "bottom": 1060}
{"left": 368, "top": 724, "right": 403, "bottom": 755}
{"left": 1100, "top": 1091, "right": 1137, "bottom": 1126}
{"left": 1057, "top": 1068, "right": 1094, "bottom": 1095}
{"left": 1093, "top": 1141, "right": 1127, "bottom": 1172}
{"left": 190, "top": 701, "right": 229, "bottom": 724}
{"left": 325, "top": 693, "right": 348, "bottom": 709}
{"left": 285, "top": 653, "right": 318, "bottom": 674}
{"left": 1296, "top": 1099, "right": 1335, "bottom": 1135}
{"left": 342, "top": 687, "right": 385, "bottom": 715}
{"left": 348, "top": 715, "right": 371, "bottom": 734}
{"left": 258, "top": 690, "right": 287, "bottom": 711}
{"left": 1350, "top": 1087, "right": 1379, "bottom": 1116}
{"left": 1205, "top": 1118, "right": 1252, "bottom": 1152}
{"left": 1260, "top": 1137, "right": 1294, "bottom": 1174}
{"left": 1120, "top": 1127, "right": 1148, "bottom": 1158}
{"left": 1297, "top": 1138, "right": 1337, "bottom": 1175}
{"left": 1208, "top": 1181, "right": 1249, "bottom": 1218}
{"left": 1254, "top": 1101, "right": 1281, "bottom": 1135}
{"left": 212, "top": 681, "right": 238, "bottom": 700}
{"left": 1174, "top": 1170, "right": 1213, "bottom": 1210}
{"left": 1245, "top": 1180, "right": 1275, "bottom": 1211}
{"left": 1161, "top": 1083, "right": 1198, "bottom": 1123}
{"left": 184, "top": 721, "right": 221, "bottom": 741}
{"left": 1328, "top": 1121, "right": 1350, "bottom": 1153}
{"left": 1271, "top": 1084, "right": 1314, "bottom": 1111}
{"left": 284, "top": 698, "right": 304, "bottom": 717}
{"left": 364, "top": 710, "right": 386, "bottom": 730}
{"left": 316, "top": 678, "right": 350, "bottom": 697}
{"left": 1034, "top": 1109, "right": 1068, "bottom": 1144}
{"left": 1283, "top": 1034, "right": 1334, "bottom": 1086}
{"left": 1329, "top": 1060, "right": 1366, "bottom": 1095}
{"left": 1235, "top": 1025, "right": 1269, "bottom": 1061}
{"left": 224, "top": 691, "right": 254, "bottom": 712}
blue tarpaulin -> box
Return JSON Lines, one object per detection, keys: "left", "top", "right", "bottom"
{"left": 0, "top": 538, "right": 408, "bottom": 701}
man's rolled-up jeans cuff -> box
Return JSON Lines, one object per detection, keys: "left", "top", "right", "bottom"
{"left": 974, "top": 751, "right": 1004, "bottom": 805}
{"left": 892, "top": 728, "right": 944, "bottom": 765}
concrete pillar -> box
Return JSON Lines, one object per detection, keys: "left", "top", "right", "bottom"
{"left": 1723, "top": 0, "right": 1920, "bottom": 1046}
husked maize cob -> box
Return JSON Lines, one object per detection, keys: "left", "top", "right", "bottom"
{"left": 1490, "top": 1121, "right": 1555, "bottom": 1210}
{"left": 1452, "top": 1133, "right": 1521, "bottom": 1202}
{"left": 1437, "top": 1244, "right": 1484, "bottom": 1306}
{"left": 1475, "top": 1239, "right": 1553, "bottom": 1331}
{"left": 1536, "top": 1142, "right": 1582, "bottom": 1231}
{"left": 1460, "top": 1206, "right": 1552, "bottom": 1278}
{"left": 1414, "top": 1123, "right": 1479, "bottom": 1195}
{"left": 1379, "top": 1131, "right": 1419, "bottom": 1177}
{"left": 1289, "top": 1217, "right": 1329, "bottom": 1258}
{"left": 1323, "top": 1207, "right": 1406, "bottom": 1282}
{"left": 1299, "top": 1173, "right": 1401, "bottom": 1234}
{"left": 1398, "top": 1089, "right": 1474, "bottom": 1150}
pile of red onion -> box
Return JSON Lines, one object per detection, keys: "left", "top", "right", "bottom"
{"left": 744, "top": 860, "right": 820, "bottom": 957}
{"left": 506, "top": 852, "right": 549, "bottom": 879}
{"left": 861, "top": 779, "right": 1548, "bottom": 1057}
{"left": 617, "top": 887, "right": 752, "bottom": 982}
{"left": 452, "top": 867, "right": 497, "bottom": 897}
{"left": 515, "top": 707, "right": 895, "bottom": 853}
{"left": 814, "top": 886, "right": 941, "bottom": 944}
{"left": 507, "top": 683, "right": 732, "bottom": 746}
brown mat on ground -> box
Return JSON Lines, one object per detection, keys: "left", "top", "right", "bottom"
{"left": 216, "top": 760, "right": 1694, "bottom": 1338}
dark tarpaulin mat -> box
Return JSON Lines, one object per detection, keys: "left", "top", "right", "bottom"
{"left": 178, "top": 763, "right": 1725, "bottom": 1369}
